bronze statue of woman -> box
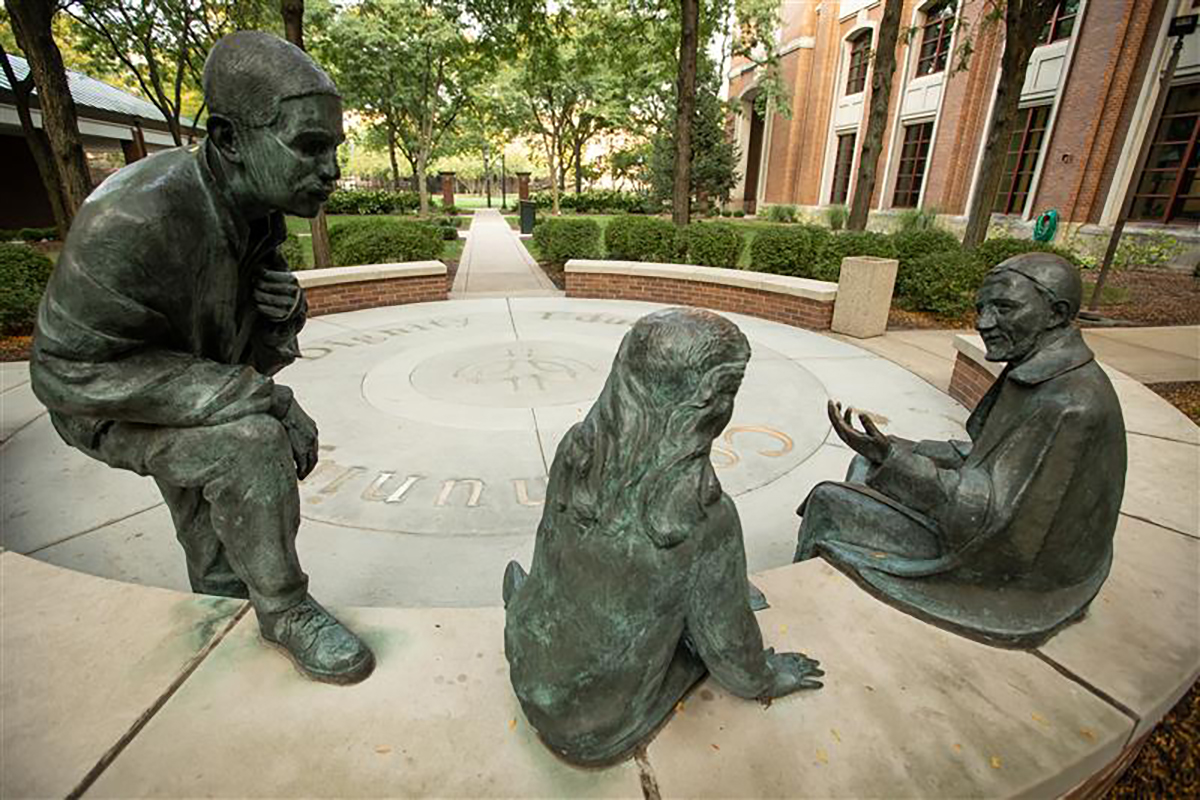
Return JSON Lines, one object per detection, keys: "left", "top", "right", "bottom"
{"left": 503, "top": 307, "right": 823, "bottom": 767}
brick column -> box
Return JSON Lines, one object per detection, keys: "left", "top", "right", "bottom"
{"left": 516, "top": 172, "right": 531, "bottom": 200}
{"left": 440, "top": 171, "right": 455, "bottom": 209}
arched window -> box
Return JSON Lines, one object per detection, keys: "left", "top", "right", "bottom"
{"left": 845, "top": 30, "right": 872, "bottom": 95}
{"left": 916, "top": 1, "right": 955, "bottom": 77}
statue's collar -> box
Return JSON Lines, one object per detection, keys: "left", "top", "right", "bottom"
{"left": 1006, "top": 327, "right": 1094, "bottom": 386}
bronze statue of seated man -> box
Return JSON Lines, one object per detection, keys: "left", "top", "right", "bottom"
{"left": 503, "top": 308, "right": 823, "bottom": 767}
{"left": 795, "top": 253, "right": 1126, "bottom": 648}
{"left": 31, "top": 32, "right": 373, "bottom": 684}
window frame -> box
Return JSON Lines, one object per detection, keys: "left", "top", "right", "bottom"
{"left": 1130, "top": 82, "right": 1200, "bottom": 225}
{"left": 993, "top": 104, "right": 1052, "bottom": 216}
{"left": 915, "top": 2, "right": 955, "bottom": 77}
{"left": 845, "top": 30, "right": 872, "bottom": 95}
{"left": 831, "top": 132, "right": 857, "bottom": 205}
{"left": 893, "top": 121, "right": 935, "bottom": 208}
{"left": 1039, "top": 0, "right": 1079, "bottom": 45}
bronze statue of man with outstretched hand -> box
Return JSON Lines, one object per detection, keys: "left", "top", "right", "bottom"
{"left": 30, "top": 31, "right": 374, "bottom": 684}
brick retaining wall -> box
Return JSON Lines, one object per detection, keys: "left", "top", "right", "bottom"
{"left": 948, "top": 349, "right": 997, "bottom": 410}
{"left": 296, "top": 262, "right": 448, "bottom": 317}
{"left": 565, "top": 261, "right": 837, "bottom": 331}
{"left": 305, "top": 275, "right": 447, "bottom": 316}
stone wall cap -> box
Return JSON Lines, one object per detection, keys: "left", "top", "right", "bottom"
{"left": 296, "top": 262, "right": 447, "bottom": 288}
{"left": 565, "top": 259, "right": 837, "bottom": 302}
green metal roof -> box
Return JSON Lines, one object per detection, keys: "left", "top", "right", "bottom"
{"left": 2, "top": 53, "right": 193, "bottom": 127}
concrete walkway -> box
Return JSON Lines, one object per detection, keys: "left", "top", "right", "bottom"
{"left": 842, "top": 325, "right": 1200, "bottom": 393}
{"left": 451, "top": 209, "right": 559, "bottom": 297}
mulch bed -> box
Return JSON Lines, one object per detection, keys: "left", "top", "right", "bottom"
{"left": 1084, "top": 269, "right": 1200, "bottom": 327}
{"left": 537, "top": 260, "right": 566, "bottom": 291}
{"left": 0, "top": 336, "right": 31, "bottom": 362}
{"left": 1148, "top": 382, "right": 1200, "bottom": 425}
{"left": 1108, "top": 681, "right": 1198, "bottom": 797}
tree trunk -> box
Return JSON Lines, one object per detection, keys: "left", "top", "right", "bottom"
{"left": 280, "top": 0, "right": 332, "bottom": 268}
{"left": 961, "top": 0, "right": 1055, "bottom": 249}
{"left": 0, "top": 42, "right": 70, "bottom": 238}
{"left": 847, "top": 0, "right": 903, "bottom": 232}
{"left": 6, "top": 0, "right": 93, "bottom": 228}
{"left": 417, "top": 147, "right": 431, "bottom": 215}
{"left": 672, "top": 0, "right": 699, "bottom": 227}
{"left": 573, "top": 134, "right": 583, "bottom": 195}
{"left": 387, "top": 126, "right": 401, "bottom": 189}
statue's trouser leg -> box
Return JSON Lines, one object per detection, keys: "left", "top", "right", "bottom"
{"left": 93, "top": 414, "right": 309, "bottom": 614}
{"left": 155, "top": 480, "right": 248, "bottom": 599}
{"left": 796, "top": 481, "right": 940, "bottom": 563}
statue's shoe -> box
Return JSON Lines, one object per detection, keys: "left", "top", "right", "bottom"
{"left": 258, "top": 595, "right": 375, "bottom": 685}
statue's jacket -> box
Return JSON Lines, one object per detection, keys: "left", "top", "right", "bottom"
{"left": 30, "top": 145, "right": 302, "bottom": 449}
{"left": 815, "top": 329, "right": 1126, "bottom": 646}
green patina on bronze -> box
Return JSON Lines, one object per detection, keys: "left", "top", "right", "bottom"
{"left": 796, "top": 253, "right": 1127, "bottom": 648}
{"left": 504, "top": 308, "right": 823, "bottom": 767}
{"left": 30, "top": 31, "right": 373, "bottom": 685}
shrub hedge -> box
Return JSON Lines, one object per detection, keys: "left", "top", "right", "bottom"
{"left": 280, "top": 233, "right": 307, "bottom": 270}
{"left": 604, "top": 215, "right": 680, "bottom": 263}
{"left": 749, "top": 225, "right": 838, "bottom": 280}
{"left": 323, "top": 189, "right": 426, "bottom": 215}
{"left": 0, "top": 243, "right": 53, "bottom": 335}
{"left": 764, "top": 204, "right": 798, "bottom": 224}
{"left": 0, "top": 227, "right": 59, "bottom": 243}
{"left": 329, "top": 218, "right": 444, "bottom": 267}
{"left": 531, "top": 190, "right": 647, "bottom": 214}
{"left": 680, "top": 222, "right": 744, "bottom": 269}
{"left": 970, "top": 235, "right": 1080, "bottom": 270}
{"left": 531, "top": 218, "right": 602, "bottom": 266}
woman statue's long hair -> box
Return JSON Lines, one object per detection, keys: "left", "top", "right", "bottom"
{"left": 543, "top": 308, "right": 751, "bottom": 548}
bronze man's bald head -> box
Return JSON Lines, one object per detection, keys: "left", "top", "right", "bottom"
{"left": 976, "top": 253, "right": 1081, "bottom": 364}
{"left": 202, "top": 31, "right": 344, "bottom": 219}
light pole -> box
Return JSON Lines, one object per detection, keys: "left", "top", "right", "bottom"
{"left": 1085, "top": 13, "right": 1197, "bottom": 317}
{"left": 501, "top": 151, "right": 508, "bottom": 211}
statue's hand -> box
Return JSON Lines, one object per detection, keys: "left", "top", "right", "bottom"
{"left": 827, "top": 400, "right": 890, "bottom": 464}
{"left": 255, "top": 270, "right": 303, "bottom": 322}
{"left": 764, "top": 648, "right": 824, "bottom": 698}
{"left": 281, "top": 400, "right": 319, "bottom": 479}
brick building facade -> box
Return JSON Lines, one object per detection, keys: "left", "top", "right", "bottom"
{"left": 727, "top": 0, "right": 1200, "bottom": 235}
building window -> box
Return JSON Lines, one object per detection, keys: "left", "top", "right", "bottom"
{"left": 1039, "top": 0, "right": 1079, "bottom": 44}
{"left": 832, "top": 132, "right": 857, "bottom": 204}
{"left": 993, "top": 104, "right": 1051, "bottom": 215}
{"left": 916, "top": 2, "right": 955, "bottom": 77}
{"left": 1131, "top": 82, "right": 1200, "bottom": 224}
{"left": 893, "top": 122, "right": 934, "bottom": 208}
{"left": 845, "top": 31, "right": 872, "bottom": 95}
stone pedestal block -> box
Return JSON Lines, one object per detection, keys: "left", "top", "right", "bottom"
{"left": 831, "top": 255, "right": 898, "bottom": 339}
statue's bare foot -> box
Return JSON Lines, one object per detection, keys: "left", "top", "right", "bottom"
{"left": 259, "top": 595, "right": 375, "bottom": 685}
{"left": 764, "top": 649, "right": 824, "bottom": 697}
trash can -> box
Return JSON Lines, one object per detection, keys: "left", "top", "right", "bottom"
{"left": 519, "top": 200, "right": 536, "bottom": 235}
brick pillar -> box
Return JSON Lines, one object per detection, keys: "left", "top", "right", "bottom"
{"left": 516, "top": 171, "right": 531, "bottom": 200}
{"left": 440, "top": 171, "right": 455, "bottom": 208}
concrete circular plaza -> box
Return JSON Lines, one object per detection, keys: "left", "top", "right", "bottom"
{"left": 2, "top": 296, "right": 970, "bottom": 607}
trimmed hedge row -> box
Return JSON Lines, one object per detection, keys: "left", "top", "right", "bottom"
{"left": 0, "top": 243, "right": 54, "bottom": 335}
{"left": 531, "top": 218, "right": 602, "bottom": 266}
{"left": 531, "top": 190, "right": 651, "bottom": 214}
{"left": 604, "top": 216, "right": 680, "bottom": 263}
{"left": 0, "top": 227, "right": 59, "bottom": 243}
{"left": 324, "top": 189, "right": 429, "bottom": 215}
{"left": 328, "top": 218, "right": 445, "bottom": 267}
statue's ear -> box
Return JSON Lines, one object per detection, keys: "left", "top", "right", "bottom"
{"left": 1048, "top": 298, "right": 1072, "bottom": 328}
{"left": 206, "top": 114, "right": 241, "bottom": 163}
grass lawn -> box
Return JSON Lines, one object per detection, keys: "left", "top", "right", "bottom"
{"left": 452, "top": 194, "right": 516, "bottom": 210}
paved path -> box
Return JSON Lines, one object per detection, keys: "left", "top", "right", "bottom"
{"left": 844, "top": 325, "right": 1200, "bottom": 392}
{"left": 451, "top": 209, "right": 559, "bottom": 297}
